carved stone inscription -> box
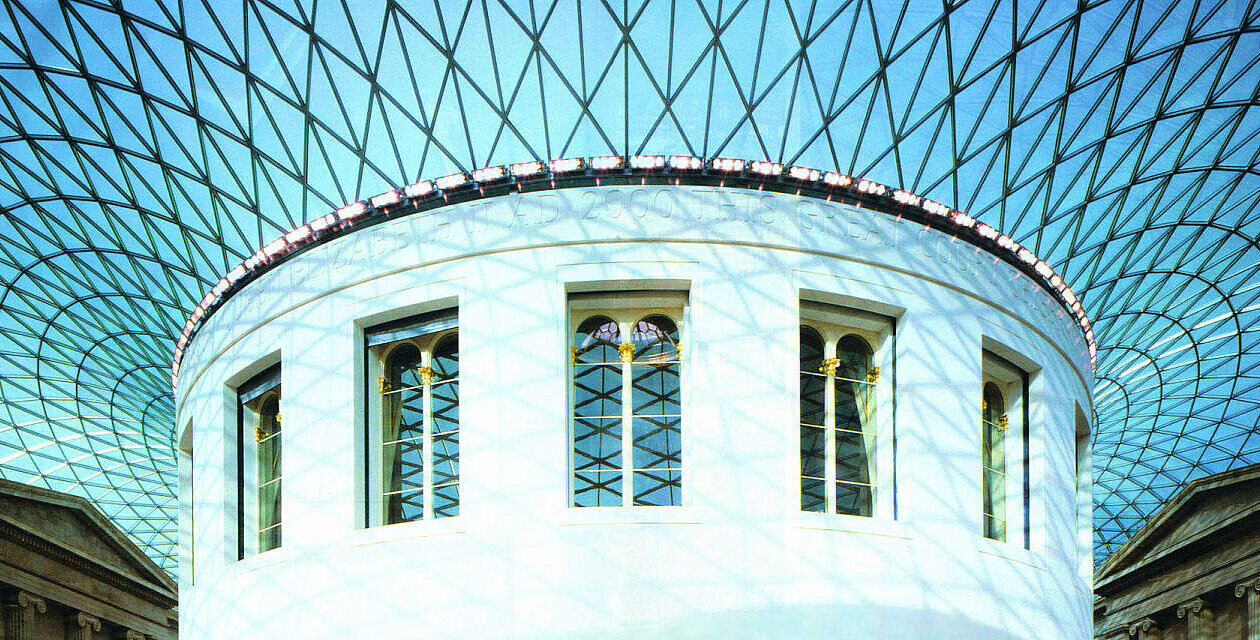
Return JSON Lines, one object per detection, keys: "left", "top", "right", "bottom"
{"left": 188, "top": 186, "right": 1089, "bottom": 390}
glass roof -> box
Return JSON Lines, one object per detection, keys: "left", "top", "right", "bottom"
{"left": 0, "top": 0, "right": 1257, "bottom": 574}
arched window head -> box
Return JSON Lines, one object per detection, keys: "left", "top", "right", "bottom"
{"left": 432, "top": 335, "right": 459, "bottom": 379}
{"left": 983, "top": 382, "right": 1006, "bottom": 427}
{"left": 386, "top": 343, "right": 423, "bottom": 387}
{"left": 631, "top": 315, "right": 679, "bottom": 363}
{"left": 257, "top": 394, "right": 280, "bottom": 440}
{"left": 800, "top": 326, "right": 824, "bottom": 372}
{"left": 835, "top": 335, "right": 873, "bottom": 381}
{"left": 574, "top": 316, "right": 620, "bottom": 364}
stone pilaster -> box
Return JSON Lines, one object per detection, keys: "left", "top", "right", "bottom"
{"left": 1177, "top": 598, "right": 1215, "bottom": 639}
{"left": 2, "top": 591, "right": 46, "bottom": 640}
{"left": 70, "top": 612, "right": 102, "bottom": 640}
{"left": 1128, "top": 617, "right": 1162, "bottom": 640}
{"left": 1237, "top": 578, "right": 1260, "bottom": 640}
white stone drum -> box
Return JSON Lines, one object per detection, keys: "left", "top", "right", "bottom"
{"left": 175, "top": 185, "right": 1093, "bottom": 638}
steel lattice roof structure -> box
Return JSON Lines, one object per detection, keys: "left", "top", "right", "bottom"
{"left": 0, "top": 0, "right": 1257, "bottom": 575}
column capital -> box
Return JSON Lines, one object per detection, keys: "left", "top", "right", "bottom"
{"left": 75, "top": 612, "right": 102, "bottom": 631}
{"left": 1177, "top": 597, "right": 1209, "bottom": 617}
{"left": 1236, "top": 577, "right": 1260, "bottom": 597}
{"left": 1128, "top": 617, "right": 1159, "bottom": 636}
{"left": 113, "top": 629, "right": 146, "bottom": 640}
{"left": 3, "top": 591, "right": 46, "bottom": 614}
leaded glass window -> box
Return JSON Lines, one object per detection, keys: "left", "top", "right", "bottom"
{"left": 571, "top": 295, "right": 684, "bottom": 508}
{"left": 799, "top": 301, "right": 893, "bottom": 518}
{"left": 368, "top": 310, "right": 459, "bottom": 525}
{"left": 238, "top": 365, "right": 281, "bottom": 558}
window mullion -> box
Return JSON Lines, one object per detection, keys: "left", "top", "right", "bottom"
{"left": 824, "top": 341, "right": 837, "bottom": 515}
{"left": 422, "top": 350, "right": 434, "bottom": 520}
{"left": 621, "top": 337, "right": 634, "bottom": 508}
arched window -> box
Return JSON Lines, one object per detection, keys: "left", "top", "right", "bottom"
{"left": 255, "top": 393, "right": 282, "bottom": 550}
{"left": 382, "top": 343, "right": 424, "bottom": 523}
{"left": 572, "top": 316, "right": 623, "bottom": 507}
{"left": 800, "top": 328, "right": 877, "bottom": 516}
{"left": 834, "top": 335, "right": 875, "bottom": 515}
{"left": 238, "top": 364, "right": 281, "bottom": 558}
{"left": 982, "top": 381, "right": 1007, "bottom": 541}
{"left": 571, "top": 295, "right": 684, "bottom": 508}
{"left": 429, "top": 335, "right": 460, "bottom": 517}
{"left": 799, "top": 327, "right": 826, "bottom": 512}
{"left": 629, "top": 315, "right": 681, "bottom": 506}
{"left": 799, "top": 301, "right": 891, "bottom": 518}
{"left": 368, "top": 309, "right": 459, "bottom": 525}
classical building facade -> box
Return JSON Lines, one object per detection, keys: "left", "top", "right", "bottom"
{"left": 1094, "top": 464, "right": 1260, "bottom": 639}
{"left": 175, "top": 170, "right": 1094, "bottom": 638}
{"left": 0, "top": 479, "right": 177, "bottom": 640}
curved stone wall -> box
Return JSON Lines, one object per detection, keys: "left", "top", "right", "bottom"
{"left": 176, "top": 187, "right": 1092, "bottom": 639}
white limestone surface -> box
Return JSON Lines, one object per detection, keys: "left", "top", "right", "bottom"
{"left": 176, "top": 186, "right": 1092, "bottom": 639}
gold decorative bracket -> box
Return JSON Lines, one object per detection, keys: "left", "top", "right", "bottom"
{"left": 254, "top": 426, "right": 267, "bottom": 442}
{"left": 997, "top": 415, "right": 1009, "bottom": 431}
{"left": 378, "top": 377, "right": 389, "bottom": 393}
{"left": 570, "top": 346, "right": 579, "bottom": 364}
{"left": 418, "top": 366, "right": 434, "bottom": 384}
{"left": 866, "top": 366, "right": 880, "bottom": 383}
{"left": 619, "top": 342, "right": 635, "bottom": 363}
{"left": 819, "top": 358, "right": 840, "bottom": 377}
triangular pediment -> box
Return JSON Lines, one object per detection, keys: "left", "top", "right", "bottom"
{"left": 0, "top": 479, "right": 175, "bottom": 595}
{"left": 1096, "top": 464, "right": 1260, "bottom": 588}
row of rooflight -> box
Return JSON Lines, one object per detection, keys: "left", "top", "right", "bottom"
{"left": 172, "top": 155, "right": 1097, "bottom": 391}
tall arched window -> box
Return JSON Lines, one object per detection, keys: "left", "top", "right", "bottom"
{"left": 368, "top": 309, "right": 459, "bottom": 525}
{"left": 981, "top": 382, "right": 1007, "bottom": 541}
{"left": 238, "top": 364, "right": 281, "bottom": 558}
{"left": 834, "top": 335, "right": 875, "bottom": 515}
{"left": 571, "top": 295, "right": 684, "bottom": 507}
{"left": 382, "top": 343, "right": 424, "bottom": 522}
{"left": 800, "top": 329, "right": 877, "bottom": 515}
{"left": 799, "top": 301, "right": 892, "bottom": 518}
{"left": 799, "top": 327, "right": 827, "bottom": 511}
{"left": 981, "top": 348, "right": 1031, "bottom": 547}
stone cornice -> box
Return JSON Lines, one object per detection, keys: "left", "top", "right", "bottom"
{"left": 0, "top": 519, "right": 176, "bottom": 606}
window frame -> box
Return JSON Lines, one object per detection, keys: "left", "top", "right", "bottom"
{"left": 236, "top": 364, "right": 282, "bottom": 559}
{"left": 1074, "top": 403, "right": 1092, "bottom": 577}
{"left": 364, "top": 310, "right": 460, "bottom": 526}
{"left": 798, "top": 301, "right": 895, "bottom": 519}
{"left": 980, "top": 350, "right": 1029, "bottom": 547}
{"left": 568, "top": 292, "right": 687, "bottom": 508}
{"left": 178, "top": 421, "right": 194, "bottom": 583}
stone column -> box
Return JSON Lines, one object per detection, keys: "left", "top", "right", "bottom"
{"left": 1237, "top": 578, "right": 1260, "bottom": 640}
{"left": 1177, "top": 598, "right": 1215, "bottom": 639}
{"left": 70, "top": 612, "right": 102, "bottom": 640}
{"left": 1128, "top": 617, "right": 1162, "bottom": 640}
{"left": 2, "top": 591, "right": 46, "bottom": 640}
